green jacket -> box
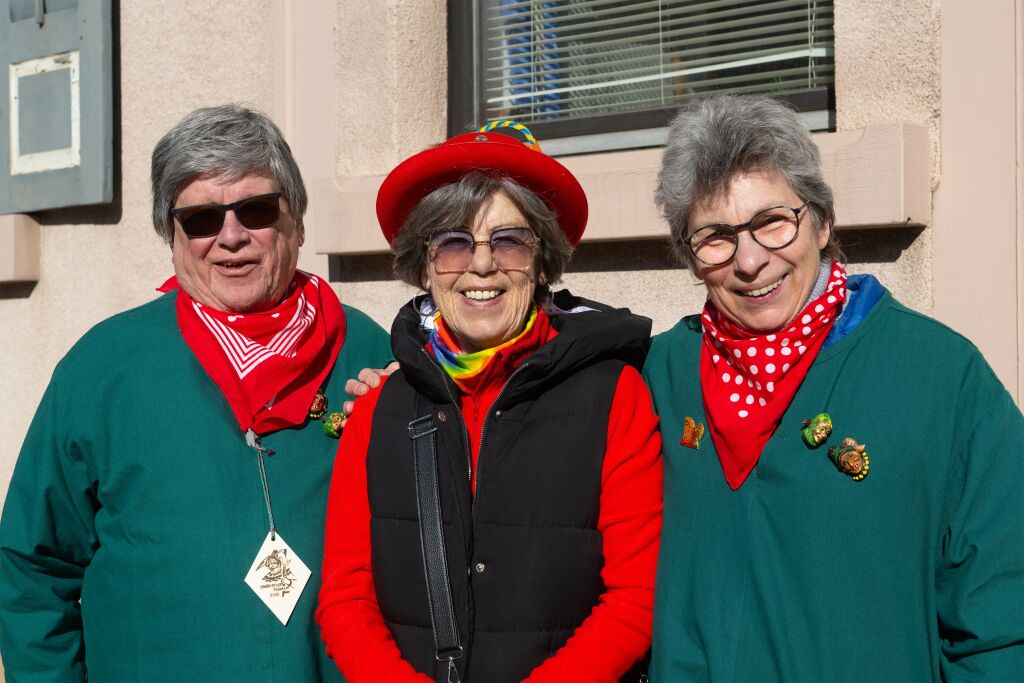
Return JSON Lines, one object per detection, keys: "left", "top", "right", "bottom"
{"left": 0, "top": 292, "right": 392, "bottom": 682}
{"left": 644, "top": 288, "right": 1024, "bottom": 682}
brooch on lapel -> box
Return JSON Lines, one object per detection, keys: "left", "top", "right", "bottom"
{"left": 308, "top": 389, "right": 328, "bottom": 419}
{"left": 679, "top": 416, "right": 705, "bottom": 449}
{"left": 321, "top": 412, "right": 345, "bottom": 439}
{"left": 801, "top": 413, "right": 832, "bottom": 448}
{"left": 828, "top": 437, "right": 870, "bottom": 481}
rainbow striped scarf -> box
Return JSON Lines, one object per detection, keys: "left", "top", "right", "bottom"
{"left": 427, "top": 307, "right": 539, "bottom": 392}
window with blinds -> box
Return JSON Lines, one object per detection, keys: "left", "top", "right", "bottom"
{"left": 448, "top": 0, "right": 835, "bottom": 151}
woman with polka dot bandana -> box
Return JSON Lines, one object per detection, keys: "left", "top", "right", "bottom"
{"left": 645, "top": 95, "right": 1024, "bottom": 681}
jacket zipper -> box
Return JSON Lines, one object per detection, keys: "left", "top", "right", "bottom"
{"left": 472, "top": 362, "right": 530, "bottom": 519}
{"left": 418, "top": 347, "right": 531, "bottom": 517}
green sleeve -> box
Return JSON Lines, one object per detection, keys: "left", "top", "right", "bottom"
{"left": 341, "top": 304, "right": 392, "bottom": 366}
{"left": 0, "top": 370, "right": 95, "bottom": 683}
{"left": 937, "top": 353, "right": 1024, "bottom": 680}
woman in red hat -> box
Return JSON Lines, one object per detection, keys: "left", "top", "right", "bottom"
{"left": 317, "top": 125, "right": 663, "bottom": 682}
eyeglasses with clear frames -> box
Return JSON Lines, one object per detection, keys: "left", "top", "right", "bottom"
{"left": 426, "top": 227, "right": 540, "bottom": 274}
{"left": 684, "top": 202, "right": 811, "bottom": 266}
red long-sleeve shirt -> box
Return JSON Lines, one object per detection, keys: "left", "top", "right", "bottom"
{"left": 317, "top": 323, "right": 663, "bottom": 682}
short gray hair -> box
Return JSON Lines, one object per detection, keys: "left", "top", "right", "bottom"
{"left": 151, "top": 104, "right": 307, "bottom": 243}
{"left": 656, "top": 95, "right": 841, "bottom": 267}
{"left": 391, "top": 172, "right": 573, "bottom": 302}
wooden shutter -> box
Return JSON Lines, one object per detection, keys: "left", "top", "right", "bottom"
{"left": 1, "top": 0, "right": 113, "bottom": 213}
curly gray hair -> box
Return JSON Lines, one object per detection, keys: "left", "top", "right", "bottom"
{"left": 656, "top": 95, "right": 841, "bottom": 267}
{"left": 151, "top": 104, "right": 307, "bottom": 244}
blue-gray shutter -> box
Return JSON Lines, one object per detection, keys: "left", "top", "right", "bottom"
{"left": 0, "top": 0, "right": 113, "bottom": 213}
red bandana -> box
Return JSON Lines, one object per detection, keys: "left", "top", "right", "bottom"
{"left": 163, "top": 271, "right": 346, "bottom": 435}
{"left": 700, "top": 260, "right": 847, "bottom": 489}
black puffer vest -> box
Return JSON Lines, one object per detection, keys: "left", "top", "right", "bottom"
{"left": 365, "top": 292, "right": 651, "bottom": 682}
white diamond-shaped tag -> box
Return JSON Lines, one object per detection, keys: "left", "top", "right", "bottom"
{"left": 244, "top": 532, "right": 311, "bottom": 625}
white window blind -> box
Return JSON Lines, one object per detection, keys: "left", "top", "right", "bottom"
{"left": 479, "top": 0, "right": 834, "bottom": 131}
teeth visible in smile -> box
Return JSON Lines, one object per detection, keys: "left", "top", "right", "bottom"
{"left": 741, "top": 279, "right": 782, "bottom": 297}
{"left": 464, "top": 290, "right": 500, "bottom": 301}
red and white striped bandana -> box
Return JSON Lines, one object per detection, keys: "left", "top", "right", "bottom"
{"left": 700, "top": 260, "right": 847, "bottom": 489}
{"left": 167, "top": 270, "right": 346, "bottom": 434}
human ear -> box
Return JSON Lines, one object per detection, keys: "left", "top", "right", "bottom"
{"left": 816, "top": 220, "right": 831, "bottom": 251}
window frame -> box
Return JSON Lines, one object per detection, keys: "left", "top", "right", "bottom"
{"left": 447, "top": 0, "right": 835, "bottom": 147}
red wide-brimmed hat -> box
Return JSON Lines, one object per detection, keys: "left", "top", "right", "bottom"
{"left": 376, "top": 123, "right": 588, "bottom": 246}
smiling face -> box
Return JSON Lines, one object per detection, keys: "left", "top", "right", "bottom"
{"left": 688, "top": 169, "right": 829, "bottom": 334}
{"left": 171, "top": 173, "right": 304, "bottom": 313}
{"left": 423, "top": 191, "right": 539, "bottom": 352}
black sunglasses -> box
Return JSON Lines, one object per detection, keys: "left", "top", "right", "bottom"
{"left": 171, "top": 192, "right": 282, "bottom": 238}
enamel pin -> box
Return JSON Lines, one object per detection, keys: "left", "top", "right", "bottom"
{"left": 828, "top": 437, "right": 870, "bottom": 481}
{"left": 308, "top": 389, "right": 328, "bottom": 419}
{"left": 680, "top": 416, "right": 705, "bottom": 449}
{"left": 801, "top": 413, "right": 832, "bottom": 448}
{"left": 322, "top": 412, "right": 345, "bottom": 439}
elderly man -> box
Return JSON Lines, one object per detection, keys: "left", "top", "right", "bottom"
{"left": 0, "top": 105, "right": 392, "bottom": 681}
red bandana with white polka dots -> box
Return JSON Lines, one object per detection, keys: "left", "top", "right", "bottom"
{"left": 700, "top": 259, "right": 847, "bottom": 489}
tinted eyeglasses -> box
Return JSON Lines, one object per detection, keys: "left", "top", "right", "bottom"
{"left": 171, "top": 192, "right": 283, "bottom": 239}
{"left": 684, "top": 202, "right": 810, "bottom": 266}
{"left": 426, "top": 227, "right": 539, "bottom": 274}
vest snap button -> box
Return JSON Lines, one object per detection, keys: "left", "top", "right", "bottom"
{"left": 437, "top": 410, "right": 447, "bottom": 423}
{"left": 474, "top": 562, "right": 486, "bottom": 573}
{"left": 494, "top": 410, "right": 502, "bottom": 419}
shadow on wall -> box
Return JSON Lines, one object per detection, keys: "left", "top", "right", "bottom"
{"left": 561, "top": 227, "right": 923, "bottom": 272}
{"left": 839, "top": 226, "right": 924, "bottom": 263}
{"left": 0, "top": 282, "right": 37, "bottom": 299}
{"left": 31, "top": 200, "right": 123, "bottom": 227}
{"left": 329, "top": 254, "right": 395, "bottom": 283}
{"left": 327, "top": 238, "right": 681, "bottom": 284}
{"left": 569, "top": 239, "right": 680, "bottom": 272}
{"left": 325, "top": 227, "right": 924, "bottom": 283}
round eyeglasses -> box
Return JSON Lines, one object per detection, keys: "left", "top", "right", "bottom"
{"left": 684, "top": 202, "right": 810, "bottom": 266}
{"left": 426, "top": 227, "right": 539, "bottom": 274}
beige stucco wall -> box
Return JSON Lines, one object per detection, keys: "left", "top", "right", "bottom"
{"left": 832, "top": 0, "right": 940, "bottom": 317}
{"left": 931, "top": 1, "right": 1022, "bottom": 398}
{"left": 312, "top": 0, "right": 447, "bottom": 334}
{"left": 334, "top": 0, "right": 448, "bottom": 178}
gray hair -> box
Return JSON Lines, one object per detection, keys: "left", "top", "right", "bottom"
{"left": 656, "top": 95, "right": 841, "bottom": 267}
{"left": 391, "top": 172, "right": 573, "bottom": 303}
{"left": 151, "top": 104, "right": 307, "bottom": 243}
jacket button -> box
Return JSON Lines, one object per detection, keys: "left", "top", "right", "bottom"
{"left": 437, "top": 410, "right": 447, "bottom": 423}
{"left": 474, "top": 562, "right": 486, "bottom": 573}
{"left": 494, "top": 410, "right": 502, "bottom": 419}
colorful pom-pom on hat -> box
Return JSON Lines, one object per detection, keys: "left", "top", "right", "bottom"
{"left": 376, "top": 121, "right": 588, "bottom": 246}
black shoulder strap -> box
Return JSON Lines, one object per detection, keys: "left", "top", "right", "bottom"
{"left": 409, "top": 393, "right": 463, "bottom": 682}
